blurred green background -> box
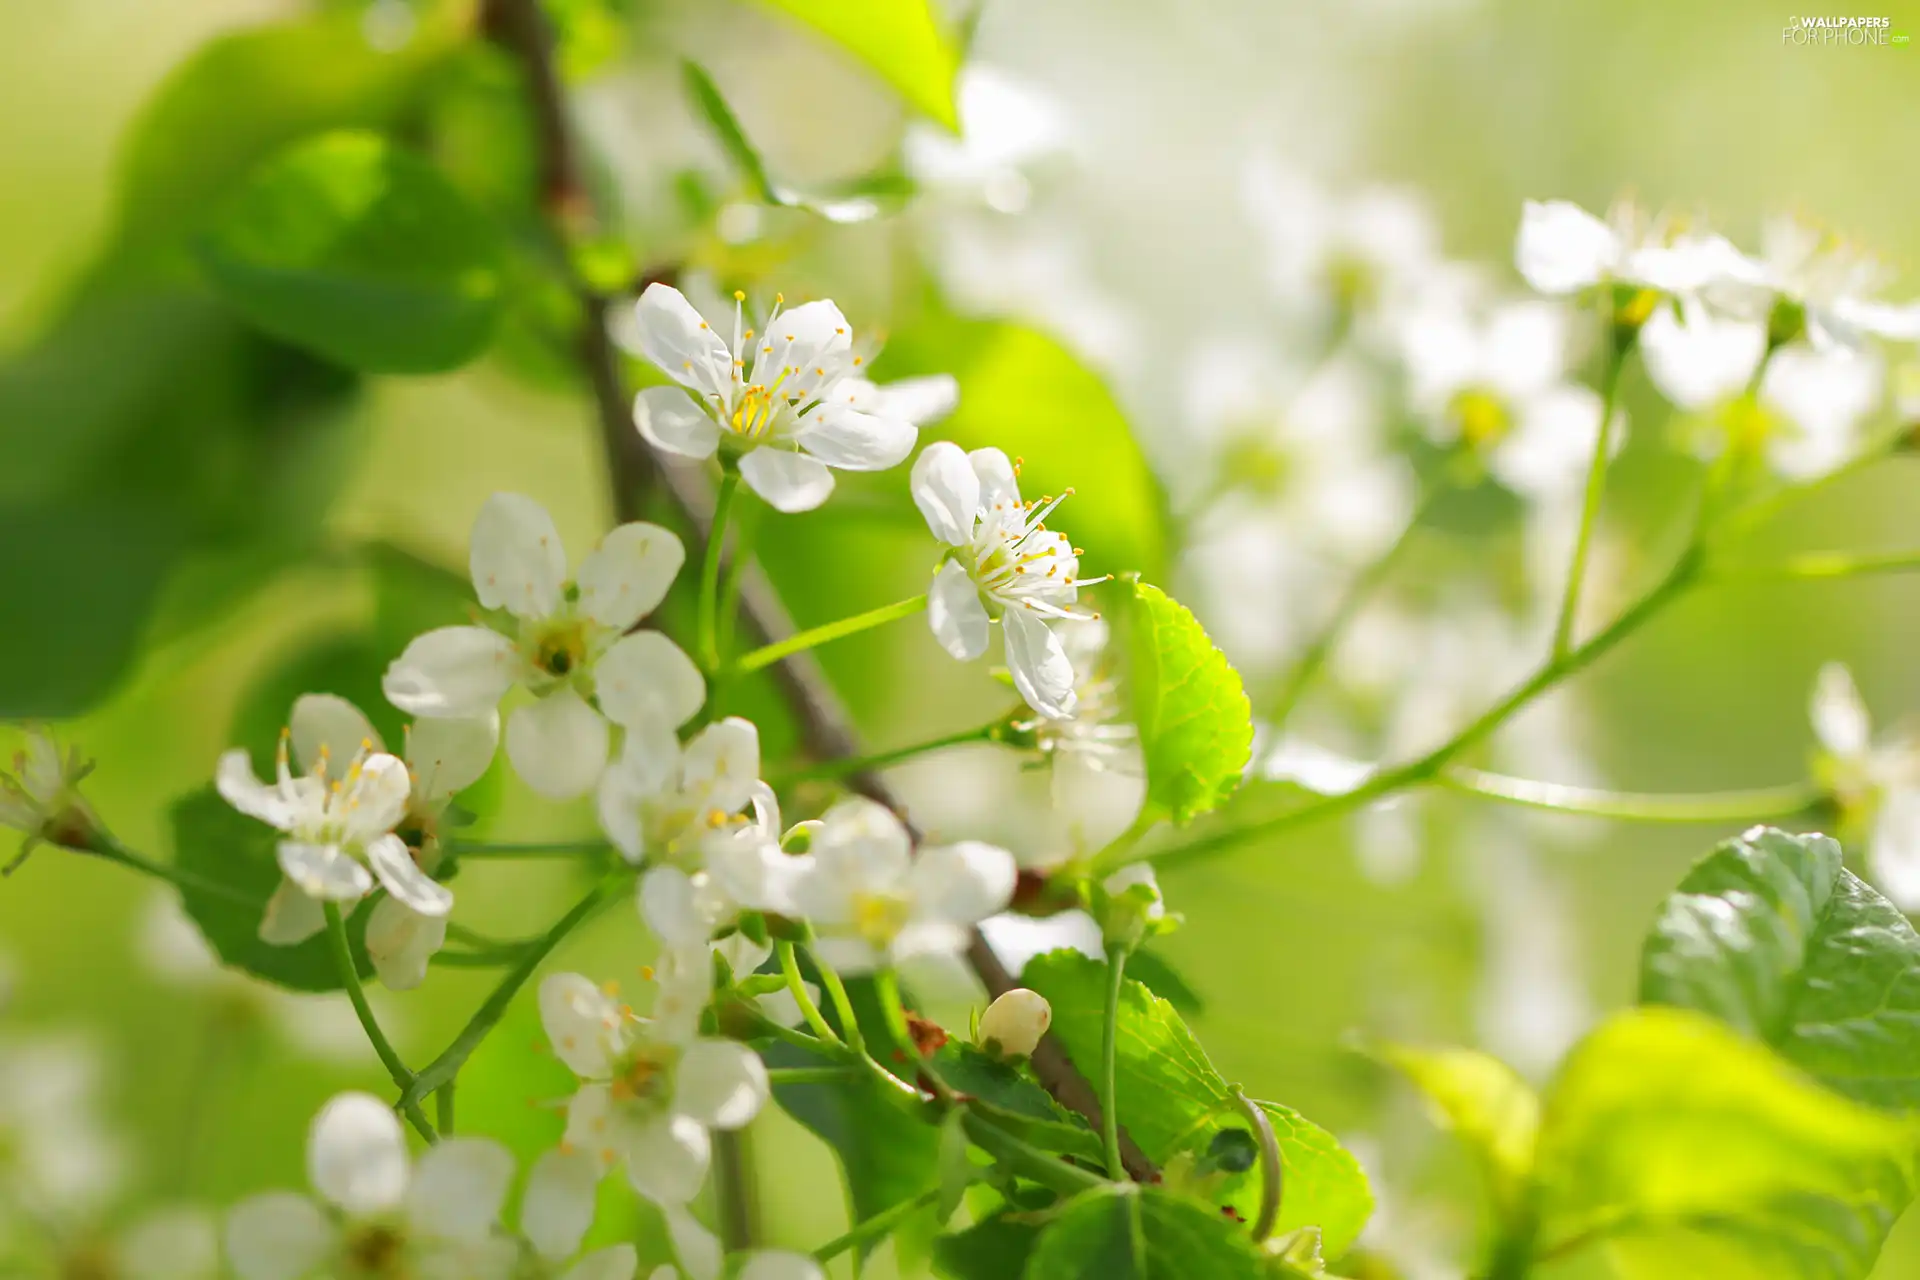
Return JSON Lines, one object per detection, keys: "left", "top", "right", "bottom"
{"left": 3, "top": 0, "right": 1919, "bottom": 1275}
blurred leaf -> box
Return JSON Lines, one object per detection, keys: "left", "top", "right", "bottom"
{"left": 228, "top": 632, "right": 400, "bottom": 767}
{"left": 0, "top": 499, "right": 184, "bottom": 717}
{"left": 366, "top": 542, "right": 478, "bottom": 667}
{"left": 934, "top": 1208, "right": 1044, "bottom": 1280}
{"left": 1639, "top": 826, "right": 1920, "bottom": 1112}
{"left": 422, "top": 43, "right": 541, "bottom": 218}
{"left": 1532, "top": 1007, "right": 1917, "bottom": 1277}
{"left": 1021, "top": 1184, "right": 1268, "bottom": 1279}
{"left": 540, "top": 0, "right": 631, "bottom": 81}
{"left": 169, "top": 785, "right": 374, "bottom": 992}
{"left": 112, "top": 11, "right": 454, "bottom": 261}
{"left": 683, "top": 61, "right": 780, "bottom": 205}
{"left": 1022, "top": 950, "right": 1372, "bottom": 1253}
{"left": 196, "top": 132, "right": 507, "bottom": 374}
{"left": 1376, "top": 1043, "right": 1537, "bottom": 1223}
{"left": 1122, "top": 582, "right": 1253, "bottom": 825}
{"left": 749, "top": 0, "right": 959, "bottom": 129}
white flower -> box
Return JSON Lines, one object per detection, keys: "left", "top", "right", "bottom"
{"left": 0, "top": 1032, "right": 122, "bottom": 1229}
{"left": 791, "top": 797, "right": 1016, "bottom": 974}
{"left": 519, "top": 1148, "right": 639, "bottom": 1280}
{"left": 224, "top": 1092, "right": 519, "bottom": 1280}
{"left": 630, "top": 283, "right": 948, "bottom": 513}
{"left": 267, "top": 694, "right": 497, "bottom": 987}
{"left": 1022, "top": 620, "right": 1138, "bottom": 775}
{"left": 537, "top": 969, "right": 767, "bottom": 1214}
{"left": 383, "top": 493, "right": 699, "bottom": 800}
{"left": 1809, "top": 663, "right": 1920, "bottom": 909}
{"left": 1708, "top": 215, "right": 1920, "bottom": 352}
{"left": 1401, "top": 297, "right": 1618, "bottom": 499}
{"left": 904, "top": 65, "right": 1073, "bottom": 214}
{"left": 1515, "top": 198, "right": 1746, "bottom": 299}
{"left": 1, "top": 727, "right": 100, "bottom": 870}
{"left": 216, "top": 726, "right": 441, "bottom": 946}
{"left": 910, "top": 442, "right": 1107, "bottom": 719}
{"left": 976, "top": 988, "right": 1052, "bottom": 1058}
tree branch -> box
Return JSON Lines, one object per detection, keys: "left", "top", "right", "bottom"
{"left": 480, "top": 0, "right": 1158, "bottom": 1183}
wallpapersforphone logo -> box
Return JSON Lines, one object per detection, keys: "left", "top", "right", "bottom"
{"left": 1782, "top": 15, "right": 1910, "bottom": 44}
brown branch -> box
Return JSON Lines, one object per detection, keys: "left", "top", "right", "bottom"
{"left": 480, "top": 0, "right": 1156, "bottom": 1184}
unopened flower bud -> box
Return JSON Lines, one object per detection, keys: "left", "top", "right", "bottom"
{"left": 976, "top": 988, "right": 1051, "bottom": 1059}
{"left": 1096, "top": 862, "right": 1168, "bottom": 949}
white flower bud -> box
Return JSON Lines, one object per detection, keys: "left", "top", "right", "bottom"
{"left": 977, "top": 988, "right": 1052, "bottom": 1059}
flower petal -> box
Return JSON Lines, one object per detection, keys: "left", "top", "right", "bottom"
{"left": 641, "top": 866, "right": 719, "bottom": 951}
{"left": 968, "top": 447, "right": 1022, "bottom": 509}
{"left": 1002, "top": 608, "right": 1077, "bottom": 720}
{"left": 808, "top": 796, "right": 913, "bottom": 892}
{"left": 908, "top": 840, "right": 1017, "bottom": 927}
{"left": 407, "top": 712, "right": 500, "bottom": 801}
{"left": 290, "top": 694, "right": 381, "bottom": 779}
{"left": 540, "top": 973, "right": 620, "bottom": 1078}
{"left": 367, "top": 834, "right": 453, "bottom": 917}
{"left": 576, "top": 522, "right": 687, "bottom": 630}
{"left": 596, "top": 720, "right": 681, "bottom": 863}
{"left": 471, "top": 493, "right": 568, "bottom": 620}
{"left": 407, "top": 1137, "right": 515, "bottom": 1242}
{"left": 752, "top": 299, "right": 854, "bottom": 405}
{"left": 851, "top": 374, "right": 959, "bottom": 427}
{"left": 1871, "top": 789, "right": 1920, "bottom": 912}
{"left": 634, "top": 283, "right": 733, "bottom": 398}
{"left": 259, "top": 879, "right": 328, "bottom": 946}
{"left": 662, "top": 1204, "right": 723, "bottom": 1280}
{"left": 1639, "top": 302, "right": 1765, "bottom": 411}
{"left": 673, "top": 1039, "right": 768, "bottom": 1131}
{"left": 365, "top": 895, "right": 446, "bottom": 991}
{"left": 217, "top": 750, "right": 293, "bottom": 830}
{"left": 622, "top": 1112, "right": 711, "bottom": 1207}
{"left": 562, "top": 1246, "right": 640, "bottom": 1280}
{"left": 594, "top": 631, "right": 705, "bottom": 733}
{"left": 117, "top": 1206, "right": 219, "bottom": 1280}
{"left": 634, "top": 386, "right": 722, "bottom": 461}
{"left": 308, "top": 1091, "right": 409, "bottom": 1216}
{"left": 1515, "top": 199, "right": 1616, "bottom": 295}
{"left": 909, "top": 441, "right": 980, "bottom": 545}
{"left": 341, "top": 753, "right": 413, "bottom": 843}
{"left": 738, "top": 447, "right": 836, "bottom": 513}
{"left": 1493, "top": 385, "right": 1608, "bottom": 499}
{"left": 278, "top": 842, "right": 374, "bottom": 902}
{"left": 507, "top": 689, "right": 610, "bottom": 800}
{"left": 794, "top": 405, "right": 917, "bottom": 471}
{"left": 680, "top": 717, "right": 760, "bottom": 816}
{"left": 927, "top": 559, "right": 990, "bottom": 661}
{"left": 384, "top": 627, "right": 520, "bottom": 719}
{"left": 1811, "top": 663, "right": 1872, "bottom": 759}
{"left": 564, "top": 1084, "right": 619, "bottom": 1170}
{"left": 524, "top": 1147, "right": 602, "bottom": 1261}
{"left": 224, "top": 1193, "right": 334, "bottom": 1280}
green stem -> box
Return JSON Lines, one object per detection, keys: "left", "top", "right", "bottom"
{"left": 1267, "top": 482, "right": 1441, "bottom": 730}
{"left": 698, "top": 470, "right": 742, "bottom": 672}
{"left": 773, "top": 723, "right": 996, "bottom": 788}
{"left": 814, "top": 1185, "right": 943, "bottom": 1262}
{"left": 436, "top": 1080, "right": 456, "bottom": 1137}
{"left": 1231, "top": 1087, "right": 1283, "bottom": 1243}
{"left": 1100, "top": 945, "right": 1130, "bottom": 1180}
{"left": 401, "top": 872, "right": 626, "bottom": 1111}
{"left": 322, "top": 902, "right": 436, "bottom": 1143}
{"left": 91, "top": 841, "right": 263, "bottom": 908}
{"left": 1705, "top": 547, "right": 1920, "bottom": 583}
{"left": 1551, "top": 327, "right": 1632, "bottom": 657}
{"left": 717, "top": 494, "right": 763, "bottom": 662}
{"left": 811, "top": 948, "right": 868, "bottom": 1059}
{"left": 961, "top": 1111, "right": 1106, "bottom": 1193}
{"left": 777, "top": 941, "right": 843, "bottom": 1048}
{"left": 1439, "top": 766, "right": 1824, "bottom": 824}
{"left": 872, "top": 968, "right": 925, "bottom": 1078}
{"left": 444, "top": 839, "right": 610, "bottom": 858}
{"left": 765, "top": 1065, "right": 866, "bottom": 1084}
{"left": 713, "top": 1129, "right": 756, "bottom": 1252}
{"left": 733, "top": 594, "right": 928, "bottom": 675}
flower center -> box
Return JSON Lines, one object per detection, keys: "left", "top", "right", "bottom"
{"left": 1449, "top": 387, "right": 1511, "bottom": 451}
{"left": 343, "top": 1222, "right": 408, "bottom": 1277}
{"left": 852, "top": 891, "right": 913, "bottom": 947}
{"left": 530, "top": 617, "right": 591, "bottom": 680}
{"left": 608, "top": 1046, "right": 674, "bottom": 1110}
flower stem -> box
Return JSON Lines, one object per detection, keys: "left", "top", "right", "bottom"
{"left": 321, "top": 902, "right": 436, "bottom": 1143}
{"left": 1438, "top": 766, "right": 1824, "bottom": 824}
{"left": 1705, "top": 547, "right": 1920, "bottom": 584}
{"left": 699, "top": 470, "right": 742, "bottom": 672}
{"left": 962, "top": 1111, "right": 1106, "bottom": 1193}
{"left": 401, "top": 871, "right": 626, "bottom": 1111}
{"left": 733, "top": 594, "right": 928, "bottom": 675}
{"left": 1551, "top": 324, "right": 1632, "bottom": 658}
{"left": 717, "top": 495, "right": 763, "bottom": 661}
{"left": 1100, "top": 944, "right": 1130, "bottom": 1180}
{"left": 436, "top": 1080, "right": 456, "bottom": 1137}
{"left": 1231, "top": 1087, "right": 1283, "bottom": 1242}
{"left": 810, "top": 947, "right": 869, "bottom": 1059}
{"left": 777, "top": 941, "right": 843, "bottom": 1049}
{"left": 90, "top": 839, "right": 263, "bottom": 909}
{"left": 813, "top": 1185, "right": 943, "bottom": 1262}
{"left": 773, "top": 723, "right": 996, "bottom": 787}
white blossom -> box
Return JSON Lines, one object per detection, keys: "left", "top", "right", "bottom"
{"left": 383, "top": 493, "right": 699, "bottom": 800}
{"left": 1514, "top": 198, "right": 1746, "bottom": 299}
{"left": 0, "top": 1032, "right": 123, "bottom": 1231}
{"left": 791, "top": 797, "right": 1016, "bottom": 974}
{"left": 911, "top": 442, "right": 1107, "bottom": 720}
{"left": 1809, "top": 663, "right": 1920, "bottom": 909}
{"left": 976, "top": 988, "right": 1052, "bottom": 1058}
{"left": 630, "top": 283, "right": 950, "bottom": 513}
{"left": 518, "top": 1147, "right": 639, "bottom": 1280}
{"left": 1707, "top": 215, "right": 1920, "bottom": 352}
{"left": 224, "top": 1092, "right": 518, "bottom": 1280}
{"left": 1, "top": 727, "right": 100, "bottom": 870}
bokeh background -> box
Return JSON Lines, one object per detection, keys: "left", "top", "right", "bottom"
{"left": 4, "top": 0, "right": 1920, "bottom": 1275}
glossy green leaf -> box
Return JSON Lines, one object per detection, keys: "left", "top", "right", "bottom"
{"left": 196, "top": 132, "right": 507, "bottom": 373}
{"left": 750, "top": 0, "right": 959, "bottom": 129}
{"left": 1022, "top": 950, "right": 1372, "bottom": 1253}
{"left": 1533, "top": 1007, "right": 1918, "bottom": 1278}
{"left": 930, "top": 1042, "right": 1104, "bottom": 1165}
{"left": 169, "top": 785, "right": 374, "bottom": 992}
{"left": 1640, "top": 826, "right": 1920, "bottom": 1110}
{"left": 1021, "top": 1184, "right": 1268, "bottom": 1279}
{"left": 113, "top": 12, "right": 453, "bottom": 257}
{"left": 1376, "top": 1043, "right": 1538, "bottom": 1222}
{"left": 1123, "top": 582, "right": 1254, "bottom": 825}
{"left": 934, "top": 1208, "right": 1044, "bottom": 1280}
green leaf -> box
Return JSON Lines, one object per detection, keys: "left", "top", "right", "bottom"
{"left": 1021, "top": 950, "right": 1372, "bottom": 1253}
{"left": 749, "top": 0, "right": 959, "bottom": 129}
{"left": 195, "top": 132, "right": 507, "bottom": 374}
{"left": 112, "top": 12, "right": 453, "bottom": 258}
{"left": 682, "top": 61, "right": 779, "bottom": 206}
{"left": 1532, "top": 1006, "right": 1918, "bottom": 1278}
{"left": 1124, "top": 947, "right": 1206, "bottom": 1015}
{"left": 930, "top": 1042, "right": 1104, "bottom": 1165}
{"left": 1639, "top": 826, "right": 1920, "bottom": 1110}
{"left": 1122, "top": 581, "right": 1254, "bottom": 825}
{"left": 1375, "top": 1043, "right": 1538, "bottom": 1222}
{"left": 168, "top": 785, "right": 375, "bottom": 992}
{"left": 934, "top": 1208, "right": 1044, "bottom": 1280}
{"left": 1021, "top": 1184, "right": 1268, "bottom": 1279}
